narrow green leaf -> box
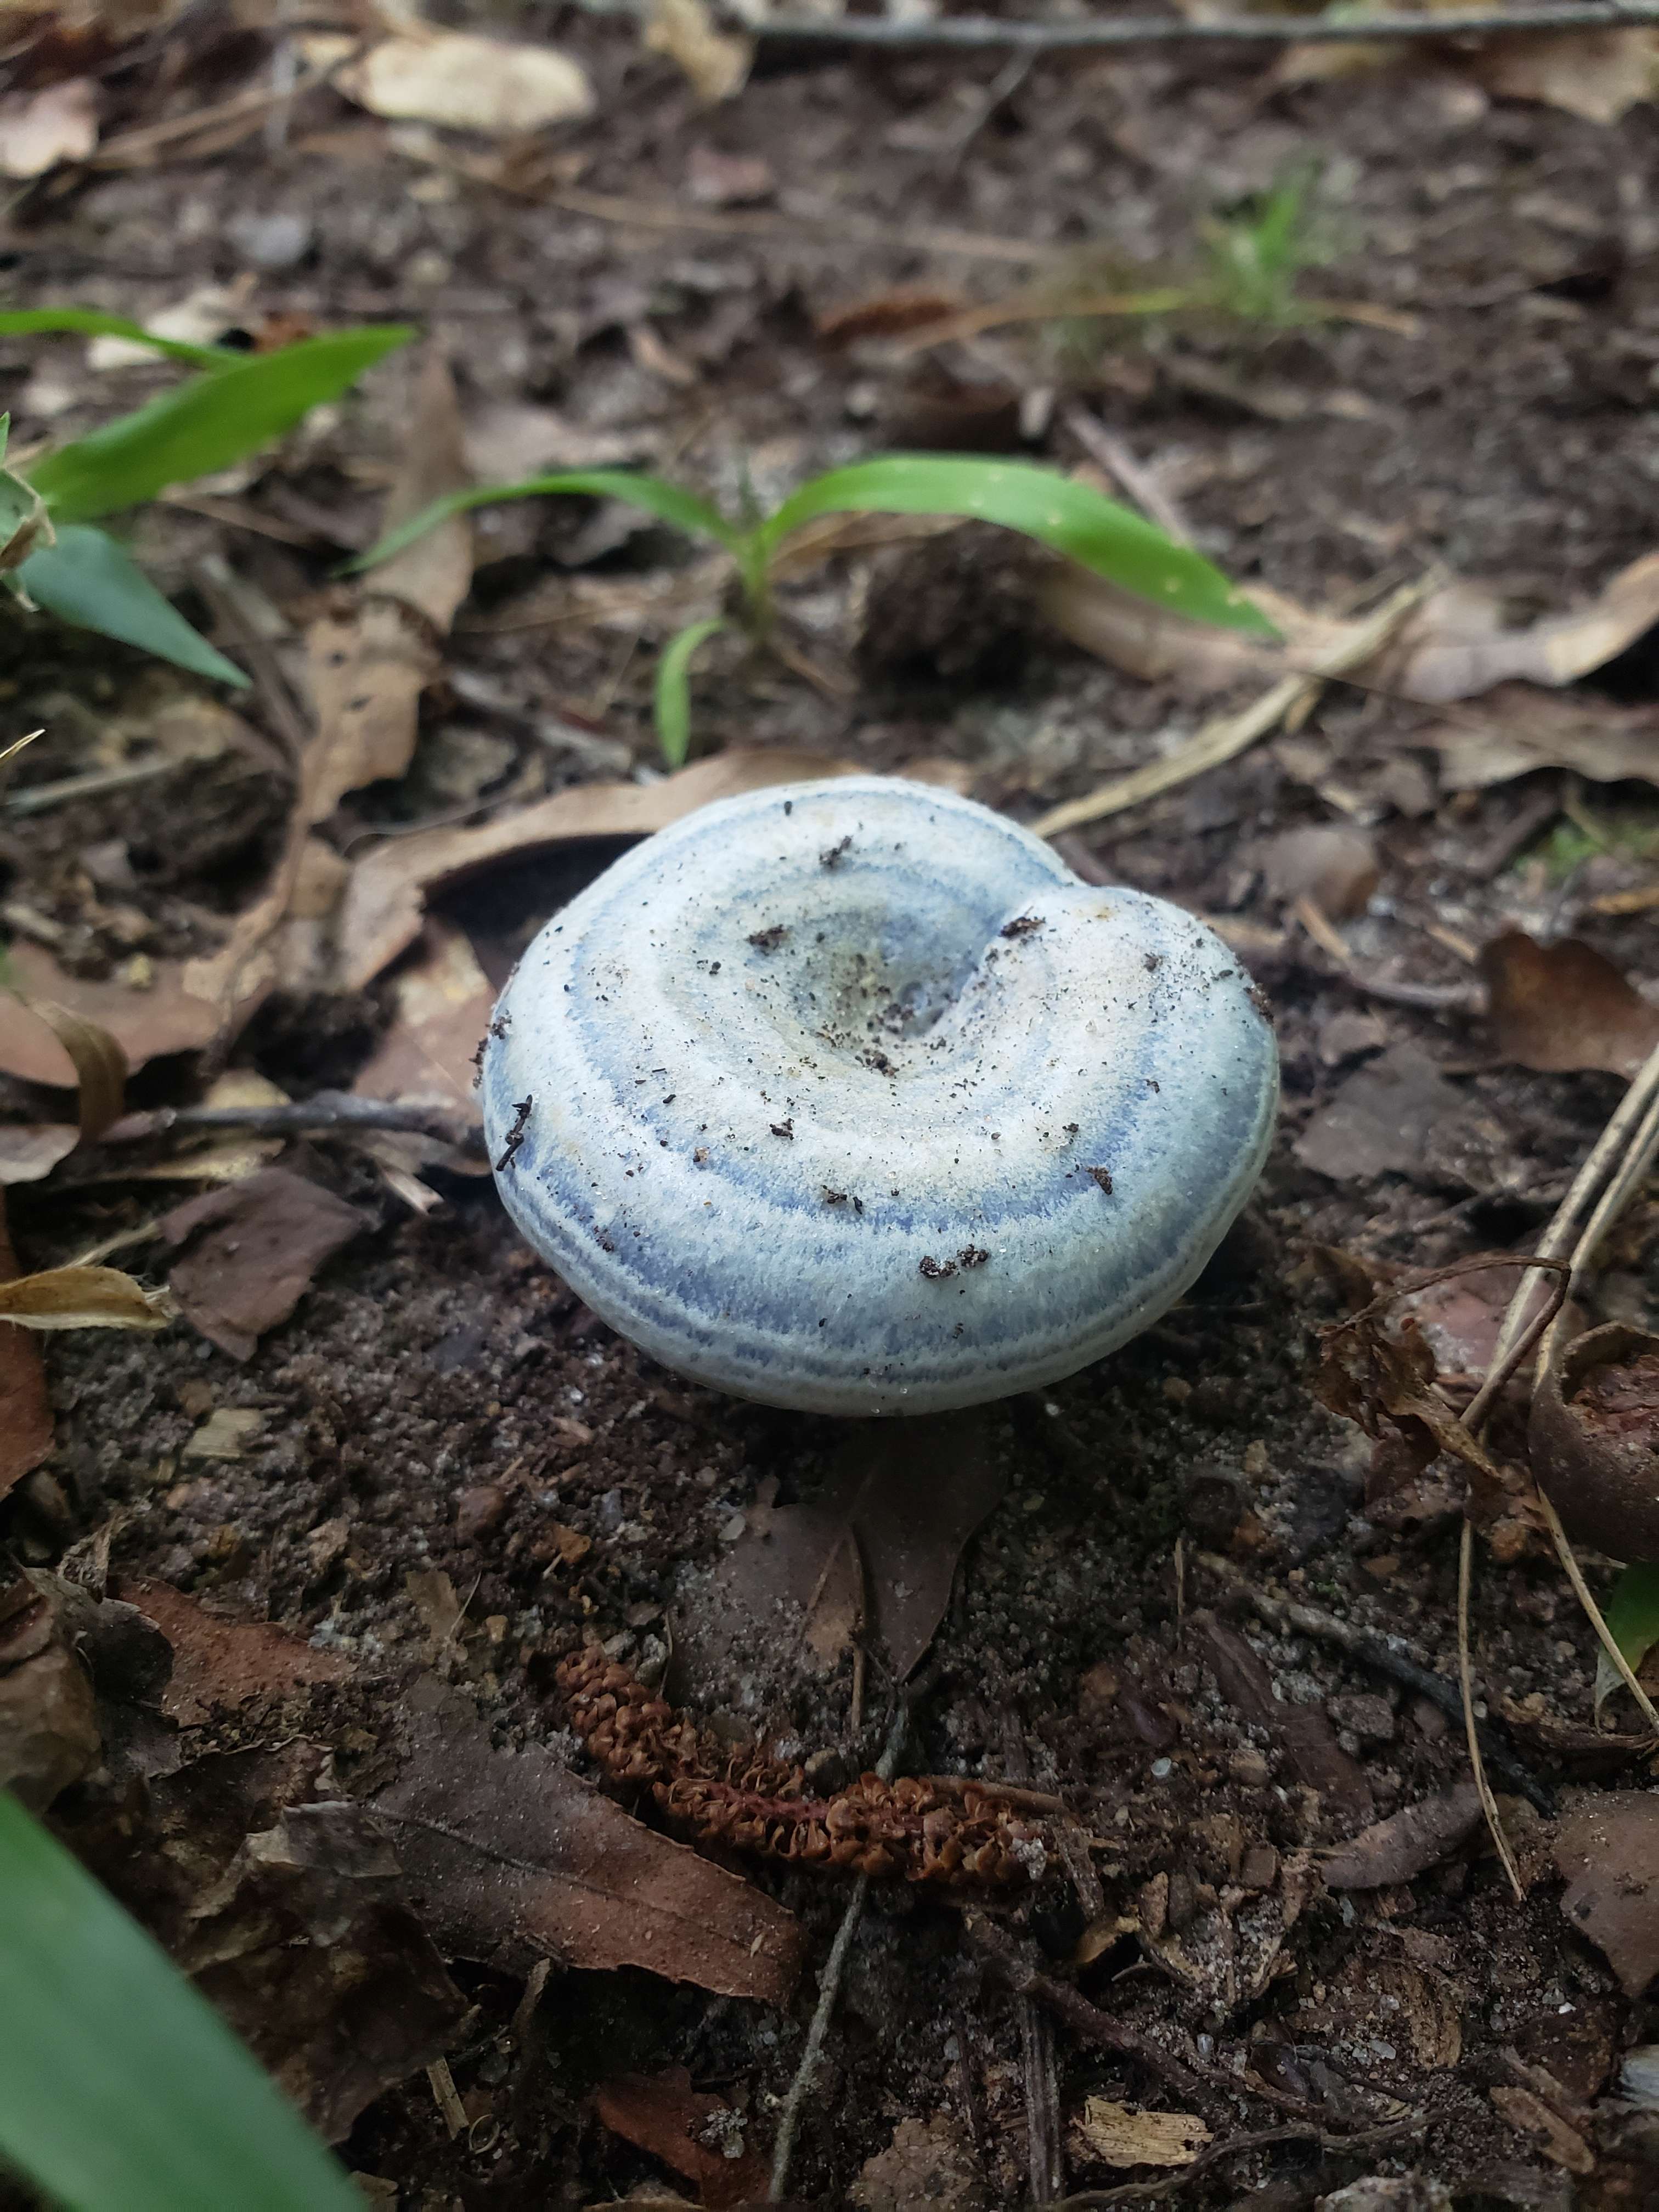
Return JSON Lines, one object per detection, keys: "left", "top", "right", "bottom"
{"left": 16, "top": 527, "right": 249, "bottom": 687}
{"left": 0, "top": 308, "right": 238, "bottom": 371}
{"left": 654, "top": 618, "right": 728, "bottom": 769}
{"left": 0, "top": 1793, "right": 360, "bottom": 2212}
{"left": 352, "top": 470, "right": 741, "bottom": 574}
{"left": 1594, "top": 1561, "right": 1659, "bottom": 1719}
{"left": 29, "top": 326, "right": 413, "bottom": 524}
{"left": 757, "top": 455, "right": 1278, "bottom": 636}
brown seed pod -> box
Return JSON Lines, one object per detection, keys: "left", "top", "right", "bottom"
{"left": 1529, "top": 1323, "right": 1659, "bottom": 1560}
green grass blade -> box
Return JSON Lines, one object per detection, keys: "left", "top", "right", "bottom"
{"left": 1595, "top": 1561, "right": 1659, "bottom": 1718}
{"left": 757, "top": 455, "right": 1277, "bottom": 635}
{"left": 29, "top": 326, "right": 413, "bottom": 524}
{"left": 654, "top": 617, "right": 727, "bottom": 768}
{"left": 0, "top": 308, "right": 238, "bottom": 371}
{"left": 0, "top": 1793, "right": 360, "bottom": 2212}
{"left": 351, "top": 471, "right": 741, "bottom": 573}
{"left": 17, "top": 527, "right": 249, "bottom": 686}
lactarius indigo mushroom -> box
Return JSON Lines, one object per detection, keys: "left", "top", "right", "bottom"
{"left": 482, "top": 776, "right": 1277, "bottom": 1415}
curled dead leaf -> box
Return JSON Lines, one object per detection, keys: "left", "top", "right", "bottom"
{"left": 0, "top": 1263, "right": 170, "bottom": 1331}
{"left": 644, "top": 0, "right": 752, "bottom": 103}
{"left": 1530, "top": 1322, "right": 1659, "bottom": 1561}
{"left": 5, "top": 991, "right": 127, "bottom": 1142}
{"left": 1482, "top": 932, "right": 1659, "bottom": 1079}
{"left": 337, "top": 749, "right": 864, "bottom": 991}
{"left": 1392, "top": 552, "right": 1659, "bottom": 705}
{"left": 0, "top": 1577, "right": 100, "bottom": 1812}
{"left": 1320, "top": 1782, "right": 1485, "bottom": 1890}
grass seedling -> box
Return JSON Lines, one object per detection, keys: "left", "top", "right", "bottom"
{"left": 0, "top": 309, "right": 411, "bottom": 684}
{"left": 356, "top": 453, "right": 1276, "bottom": 765}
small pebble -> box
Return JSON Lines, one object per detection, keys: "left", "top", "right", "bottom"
{"left": 226, "top": 211, "right": 314, "bottom": 270}
{"left": 455, "top": 1483, "right": 507, "bottom": 1542}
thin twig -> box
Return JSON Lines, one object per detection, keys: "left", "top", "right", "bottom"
{"left": 99, "top": 1093, "right": 485, "bottom": 1155}
{"left": 575, "top": 0, "right": 1659, "bottom": 40}
{"left": 1048, "top": 2119, "right": 1420, "bottom": 2209}
{"left": 1001, "top": 1706, "right": 1062, "bottom": 2204}
{"left": 1537, "top": 1486, "right": 1659, "bottom": 1737}
{"left": 760, "top": 0, "right": 1659, "bottom": 40}
{"left": 1032, "top": 578, "right": 1431, "bottom": 838}
{"left": 1195, "top": 1554, "right": 1553, "bottom": 1813}
{"left": 767, "top": 1689, "right": 915, "bottom": 2202}
{"left": 1062, "top": 405, "right": 1192, "bottom": 546}
{"left": 1459, "top": 1519, "right": 1521, "bottom": 1902}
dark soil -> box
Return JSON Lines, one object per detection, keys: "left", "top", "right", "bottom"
{"left": 5, "top": 9, "right": 1659, "bottom": 2208}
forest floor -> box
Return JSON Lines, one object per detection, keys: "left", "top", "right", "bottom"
{"left": 5, "top": 3, "right": 1659, "bottom": 2206}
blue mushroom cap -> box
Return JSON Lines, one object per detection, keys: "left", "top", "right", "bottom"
{"left": 481, "top": 775, "right": 1278, "bottom": 1415}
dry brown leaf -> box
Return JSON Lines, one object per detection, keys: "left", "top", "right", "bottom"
{"left": 160, "top": 1167, "right": 366, "bottom": 1361}
{"left": 1481, "top": 932, "right": 1659, "bottom": 1078}
{"left": 1393, "top": 553, "right": 1659, "bottom": 705}
{"left": 644, "top": 0, "right": 752, "bottom": 103}
{"left": 1258, "top": 824, "right": 1380, "bottom": 921}
{"left": 5, "top": 991, "right": 126, "bottom": 1142}
{"left": 371, "top": 1675, "right": 802, "bottom": 2002}
{"left": 672, "top": 1413, "right": 1007, "bottom": 1698}
{"left": 0, "top": 76, "right": 98, "bottom": 177}
{"left": 337, "top": 748, "right": 862, "bottom": 991}
{"left": 1469, "top": 26, "right": 1659, "bottom": 124}
{"left": 353, "top": 919, "right": 492, "bottom": 1118}
{"left": 0, "top": 1194, "right": 52, "bottom": 1501}
{"left": 1426, "top": 686, "right": 1659, "bottom": 792}
{"left": 594, "top": 2068, "right": 766, "bottom": 2208}
{"left": 0, "top": 940, "right": 225, "bottom": 1087}
{"left": 1040, "top": 574, "right": 1356, "bottom": 698}
{"left": 329, "top": 31, "right": 594, "bottom": 133}
{"left": 119, "top": 1576, "right": 352, "bottom": 1728}
{"left": 1556, "top": 1795, "right": 1659, "bottom": 1997}
{"left": 0, "top": 1262, "right": 170, "bottom": 1331}
{"left": 1294, "top": 1044, "right": 1468, "bottom": 1184}
{"left": 1320, "top": 1781, "right": 1484, "bottom": 1889}
{"left": 1070, "top": 2099, "right": 1211, "bottom": 2170}
{"left": 303, "top": 349, "right": 473, "bottom": 823}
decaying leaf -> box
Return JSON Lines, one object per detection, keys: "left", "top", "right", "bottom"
{"left": 337, "top": 749, "right": 863, "bottom": 990}
{"left": 644, "top": 0, "right": 752, "bottom": 102}
{"left": 1320, "top": 1782, "right": 1485, "bottom": 1889}
{"left": 1070, "top": 2099, "right": 1211, "bottom": 2169}
{"left": 0, "top": 1125, "right": 78, "bottom": 1187}
{"left": 118, "top": 1577, "right": 352, "bottom": 1728}
{"left": 0, "top": 1193, "right": 52, "bottom": 1499}
{"left": 1482, "top": 933, "right": 1659, "bottom": 1079}
{"left": 0, "top": 1262, "right": 170, "bottom": 1331}
{"left": 160, "top": 1167, "right": 367, "bottom": 1361}
{"left": 72, "top": 1742, "right": 466, "bottom": 2145}
{"left": 302, "top": 349, "right": 473, "bottom": 824}
{"left": 1258, "top": 824, "right": 1380, "bottom": 921}
{"left": 1530, "top": 1323, "right": 1659, "bottom": 1562}
{"left": 1294, "top": 1045, "right": 1466, "bottom": 1184}
{"left": 326, "top": 29, "right": 594, "bottom": 133}
{"left": 371, "top": 1677, "right": 802, "bottom": 2003}
{"left": 673, "top": 1413, "right": 1007, "bottom": 1695}
{"left": 594, "top": 2068, "right": 765, "bottom": 2208}
{"left": 1489, "top": 2084, "right": 1595, "bottom": 2175}
{"left": 0, "top": 77, "right": 98, "bottom": 179}
{"left": 850, "top": 2115, "right": 988, "bottom": 2212}
{"left": 1556, "top": 1793, "right": 1659, "bottom": 1996}
{"left": 0, "top": 1576, "right": 100, "bottom": 1812}
{"left": 181, "top": 1406, "right": 267, "bottom": 1462}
